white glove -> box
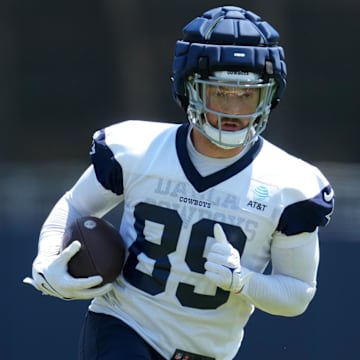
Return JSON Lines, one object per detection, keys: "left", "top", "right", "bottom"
{"left": 23, "top": 240, "right": 113, "bottom": 300}
{"left": 204, "top": 223, "right": 252, "bottom": 293}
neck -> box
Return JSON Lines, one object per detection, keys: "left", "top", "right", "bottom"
{"left": 190, "top": 128, "right": 245, "bottom": 158}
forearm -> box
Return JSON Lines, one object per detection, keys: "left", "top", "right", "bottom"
{"left": 240, "top": 270, "right": 316, "bottom": 316}
{"left": 240, "top": 231, "right": 319, "bottom": 317}
{"left": 36, "top": 194, "right": 81, "bottom": 263}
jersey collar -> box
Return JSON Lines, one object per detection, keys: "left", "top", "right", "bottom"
{"left": 176, "top": 123, "right": 263, "bottom": 192}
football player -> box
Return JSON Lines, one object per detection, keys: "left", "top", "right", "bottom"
{"left": 24, "top": 5, "right": 334, "bottom": 360}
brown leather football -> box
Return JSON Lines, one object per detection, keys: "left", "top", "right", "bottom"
{"left": 62, "top": 216, "right": 125, "bottom": 285}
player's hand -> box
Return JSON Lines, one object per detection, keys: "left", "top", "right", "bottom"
{"left": 23, "top": 241, "right": 113, "bottom": 300}
{"left": 204, "top": 223, "right": 252, "bottom": 293}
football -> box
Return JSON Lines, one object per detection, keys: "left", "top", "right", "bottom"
{"left": 62, "top": 216, "right": 125, "bottom": 285}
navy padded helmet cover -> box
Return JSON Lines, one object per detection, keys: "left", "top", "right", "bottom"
{"left": 172, "top": 6, "right": 287, "bottom": 110}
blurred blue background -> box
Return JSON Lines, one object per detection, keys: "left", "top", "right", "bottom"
{"left": 1, "top": 1, "right": 359, "bottom": 359}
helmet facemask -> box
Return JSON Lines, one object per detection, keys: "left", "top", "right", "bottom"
{"left": 186, "top": 71, "right": 277, "bottom": 149}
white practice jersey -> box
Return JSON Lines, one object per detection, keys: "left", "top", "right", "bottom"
{"left": 81, "top": 120, "right": 334, "bottom": 359}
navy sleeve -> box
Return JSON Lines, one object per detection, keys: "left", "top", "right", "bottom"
{"left": 90, "top": 129, "right": 124, "bottom": 195}
{"left": 277, "top": 185, "right": 334, "bottom": 236}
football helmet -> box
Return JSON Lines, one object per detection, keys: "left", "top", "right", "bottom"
{"left": 171, "top": 6, "right": 287, "bottom": 148}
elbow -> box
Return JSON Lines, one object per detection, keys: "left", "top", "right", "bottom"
{"left": 282, "top": 303, "right": 309, "bottom": 317}
{"left": 282, "top": 284, "right": 317, "bottom": 317}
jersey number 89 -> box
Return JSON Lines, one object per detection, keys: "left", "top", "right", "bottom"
{"left": 123, "top": 202, "right": 247, "bottom": 310}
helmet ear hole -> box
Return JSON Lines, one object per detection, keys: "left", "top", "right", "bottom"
{"left": 198, "top": 56, "right": 210, "bottom": 79}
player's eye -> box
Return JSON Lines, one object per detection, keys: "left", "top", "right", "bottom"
{"left": 214, "top": 90, "right": 226, "bottom": 97}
